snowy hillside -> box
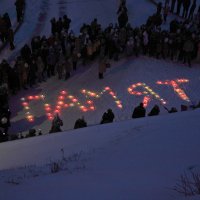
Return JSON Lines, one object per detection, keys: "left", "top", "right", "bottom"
{"left": 0, "top": 109, "right": 200, "bottom": 200}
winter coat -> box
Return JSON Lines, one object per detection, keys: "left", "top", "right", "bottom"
{"left": 18, "top": 60, "right": 28, "bottom": 83}
{"left": 148, "top": 105, "right": 160, "bottom": 116}
{"left": 126, "top": 38, "right": 134, "bottom": 56}
{"left": 87, "top": 43, "right": 93, "bottom": 56}
{"left": 36, "top": 57, "right": 45, "bottom": 75}
{"left": 196, "top": 42, "right": 200, "bottom": 62}
{"left": 183, "top": 39, "right": 194, "bottom": 52}
{"left": 49, "top": 115, "right": 63, "bottom": 133}
{"left": 65, "top": 59, "right": 72, "bottom": 74}
{"left": 7, "top": 28, "right": 14, "bottom": 43}
{"left": 143, "top": 31, "right": 149, "bottom": 46}
{"left": 3, "top": 13, "right": 11, "bottom": 29}
{"left": 74, "top": 118, "right": 87, "bottom": 129}
{"left": 132, "top": 105, "right": 146, "bottom": 118}
{"left": 98, "top": 58, "right": 107, "bottom": 74}
{"left": 47, "top": 51, "right": 56, "bottom": 66}
{"left": 100, "top": 110, "right": 115, "bottom": 124}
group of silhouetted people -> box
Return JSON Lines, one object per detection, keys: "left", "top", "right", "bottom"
{"left": 169, "top": 0, "right": 199, "bottom": 19}
{"left": 0, "top": 0, "right": 25, "bottom": 49}
{"left": 47, "top": 100, "right": 200, "bottom": 134}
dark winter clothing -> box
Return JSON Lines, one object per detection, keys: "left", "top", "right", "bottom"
{"left": 132, "top": 103, "right": 146, "bottom": 118}
{"left": 188, "top": 0, "right": 196, "bottom": 20}
{"left": 100, "top": 109, "right": 115, "bottom": 124}
{"left": 182, "top": 0, "right": 191, "bottom": 18}
{"left": 171, "top": 0, "right": 176, "bottom": 13}
{"left": 74, "top": 118, "right": 87, "bottom": 129}
{"left": 176, "top": 0, "right": 183, "bottom": 15}
{"left": 148, "top": 105, "right": 160, "bottom": 116}
{"left": 183, "top": 38, "right": 194, "bottom": 67}
{"left": 0, "top": 107, "right": 11, "bottom": 136}
{"left": 49, "top": 114, "right": 63, "bottom": 133}
{"left": 15, "top": 0, "right": 25, "bottom": 22}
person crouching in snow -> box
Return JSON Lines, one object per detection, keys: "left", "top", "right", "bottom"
{"left": 49, "top": 114, "right": 63, "bottom": 133}
{"left": 100, "top": 109, "right": 115, "bottom": 124}
{"left": 148, "top": 104, "right": 160, "bottom": 116}
{"left": 74, "top": 116, "right": 87, "bottom": 129}
{"left": 132, "top": 102, "right": 146, "bottom": 118}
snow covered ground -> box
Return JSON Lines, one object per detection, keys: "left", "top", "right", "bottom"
{"left": 0, "top": 109, "right": 200, "bottom": 200}
{"left": 0, "top": 0, "right": 200, "bottom": 199}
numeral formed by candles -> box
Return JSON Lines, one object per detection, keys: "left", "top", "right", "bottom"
{"left": 21, "top": 78, "right": 191, "bottom": 122}
{"left": 81, "top": 86, "right": 123, "bottom": 109}
{"left": 127, "top": 82, "right": 167, "bottom": 107}
{"left": 156, "top": 79, "right": 190, "bottom": 102}
{"left": 21, "top": 91, "right": 96, "bottom": 122}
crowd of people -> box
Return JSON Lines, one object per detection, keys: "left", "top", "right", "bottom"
{"left": 0, "top": 0, "right": 200, "bottom": 139}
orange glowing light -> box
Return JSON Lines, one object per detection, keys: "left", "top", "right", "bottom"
{"left": 61, "top": 91, "right": 67, "bottom": 95}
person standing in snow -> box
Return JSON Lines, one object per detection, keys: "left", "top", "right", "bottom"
{"left": 7, "top": 28, "right": 15, "bottom": 50}
{"left": 183, "top": 36, "right": 195, "bottom": 67}
{"left": 117, "top": 2, "right": 128, "bottom": 28}
{"left": 64, "top": 58, "right": 72, "bottom": 80}
{"left": 156, "top": 2, "right": 162, "bottom": 15}
{"left": 98, "top": 56, "right": 107, "bottom": 79}
{"left": 62, "top": 14, "right": 71, "bottom": 33}
{"left": 0, "top": 107, "right": 11, "bottom": 137}
{"left": 182, "top": 0, "right": 191, "bottom": 18}
{"left": 176, "top": 0, "right": 183, "bottom": 16}
{"left": 3, "top": 13, "right": 12, "bottom": 30}
{"left": 171, "top": 0, "right": 176, "bottom": 13}
{"left": 47, "top": 46, "right": 56, "bottom": 77}
{"left": 125, "top": 36, "right": 134, "bottom": 56}
{"left": 36, "top": 56, "right": 45, "bottom": 82}
{"left": 163, "top": 2, "right": 170, "bottom": 23}
{"left": 15, "top": 0, "right": 25, "bottom": 22}
{"left": 142, "top": 29, "right": 149, "bottom": 55}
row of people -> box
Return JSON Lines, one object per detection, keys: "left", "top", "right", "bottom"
{"left": 1, "top": 99, "right": 200, "bottom": 141}
{"left": 48, "top": 100, "right": 200, "bottom": 134}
